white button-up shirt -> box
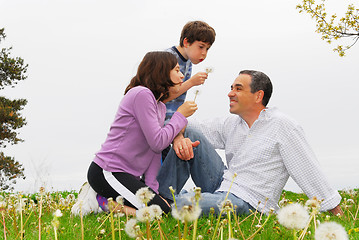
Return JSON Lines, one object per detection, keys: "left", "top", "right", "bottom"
{"left": 188, "top": 107, "right": 341, "bottom": 213}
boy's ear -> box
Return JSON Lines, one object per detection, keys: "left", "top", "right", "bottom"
{"left": 183, "top": 38, "right": 190, "bottom": 48}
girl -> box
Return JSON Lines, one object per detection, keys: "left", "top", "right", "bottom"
{"left": 87, "top": 51, "right": 197, "bottom": 214}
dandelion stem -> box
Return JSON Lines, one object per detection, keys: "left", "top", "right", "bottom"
{"left": 170, "top": 187, "right": 182, "bottom": 240}
{"left": 110, "top": 211, "right": 115, "bottom": 240}
{"left": 183, "top": 221, "right": 188, "bottom": 240}
{"left": 1, "top": 211, "right": 6, "bottom": 240}
{"left": 194, "top": 90, "right": 199, "bottom": 102}
{"left": 80, "top": 202, "right": 84, "bottom": 240}
{"left": 298, "top": 214, "right": 313, "bottom": 240}
{"left": 246, "top": 213, "right": 272, "bottom": 240}
{"left": 38, "top": 194, "right": 43, "bottom": 240}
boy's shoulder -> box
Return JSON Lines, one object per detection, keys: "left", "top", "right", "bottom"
{"left": 166, "top": 46, "right": 188, "bottom": 63}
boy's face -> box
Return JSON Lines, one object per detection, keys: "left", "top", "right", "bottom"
{"left": 184, "top": 40, "right": 211, "bottom": 64}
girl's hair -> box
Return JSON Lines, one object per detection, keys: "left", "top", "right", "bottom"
{"left": 125, "top": 51, "right": 177, "bottom": 101}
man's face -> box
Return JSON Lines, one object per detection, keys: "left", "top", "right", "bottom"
{"left": 228, "top": 74, "right": 257, "bottom": 115}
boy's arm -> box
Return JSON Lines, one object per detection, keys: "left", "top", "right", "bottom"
{"left": 166, "top": 72, "right": 208, "bottom": 102}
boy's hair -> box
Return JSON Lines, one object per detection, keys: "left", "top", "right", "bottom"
{"left": 239, "top": 70, "right": 273, "bottom": 107}
{"left": 125, "top": 51, "right": 177, "bottom": 101}
{"left": 179, "top": 21, "right": 216, "bottom": 47}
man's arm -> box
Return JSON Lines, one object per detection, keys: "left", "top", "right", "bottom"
{"left": 172, "top": 128, "right": 200, "bottom": 161}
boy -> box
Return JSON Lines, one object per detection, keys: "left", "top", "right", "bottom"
{"left": 165, "top": 20, "right": 216, "bottom": 122}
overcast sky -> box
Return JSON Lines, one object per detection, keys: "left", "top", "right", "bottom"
{"left": 1, "top": 0, "right": 358, "bottom": 193}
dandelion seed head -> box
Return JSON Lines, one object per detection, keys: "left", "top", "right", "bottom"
{"left": 315, "top": 221, "right": 348, "bottom": 240}
{"left": 136, "top": 206, "right": 154, "bottom": 222}
{"left": 219, "top": 199, "right": 233, "bottom": 213}
{"left": 277, "top": 203, "right": 309, "bottom": 230}
{"left": 116, "top": 196, "right": 124, "bottom": 205}
{"left": 54, "top": 209, "right": 63, "bottom": 217}
{"left": 205, "top": 67, "right": 213, "bottom": 73}
{"left": 305, "top": 197, "right": 321, "bottom": 213}
{"left": 135, "top": 187, "right": 155, "bottom": 205}
{"left": 172, "top": 203, "right": 201, "bottom": 222}
{"left": 149, "top": 204, "right": 162, "bottom": 218}
{"left": 125, "top": 218, "right": 139, "bottom": 238}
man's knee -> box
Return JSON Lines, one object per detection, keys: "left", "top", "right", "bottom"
{"left": 184, "top": 127, "right": 206, "bottom": 142}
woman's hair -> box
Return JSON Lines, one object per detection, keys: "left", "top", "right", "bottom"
{"left": 125, "top": 51, "right": 178, "bottom": 101}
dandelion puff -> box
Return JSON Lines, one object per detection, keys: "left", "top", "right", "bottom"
{"left": 172, "top": 204, "right": 201, "bottom": 222}
{"left": 149, "top": 204, "right": 162, "bottom": 218}
{"left": 277, "top": 203, "right": 309, "bottom": 230}
{"left": 135, "top": 187, "right": 155, "bottom": 205}
{"left": 116, "top": 196, "right": 124, "bottom": 205}
{"left": 125, "top": 218, "right": 139, "bottom": 238}
{"left": 205, "top": 67, "right": 214, "bottom": 74}
{"left": 305, "top": 197, "right": 321, "bottom": 214}
{"left": 219, "top": 199, "right": 234, "bottom": 213}
{"left": 315, "top": 222, "right": 348, "bottom": 240}
{"left": 53, "top": 209, "right": 63, "bottom": 218}
{"left": 136, "top": 206, "right": 154, "bottom": 222}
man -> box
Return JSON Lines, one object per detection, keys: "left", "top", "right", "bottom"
{"left": 157, "top": 70, "right": 343, "bottom": 215}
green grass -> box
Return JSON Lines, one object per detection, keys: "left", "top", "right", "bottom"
{"left": 0, "top": 189, "right": 358, "bottom": 239}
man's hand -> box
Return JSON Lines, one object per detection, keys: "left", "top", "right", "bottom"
{"left": 329, "top": 204, "right": 344, "bottom": 216}
{"left": 173, "top": 135, "right": 200, "bottom": 160}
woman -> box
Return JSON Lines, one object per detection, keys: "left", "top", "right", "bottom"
{"left": 87, "top": 51, "right": 197, "bottom": 214}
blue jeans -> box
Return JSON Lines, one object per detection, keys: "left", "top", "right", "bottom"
{"left": 157, "top": 128, "right": 253, "bottom": 215}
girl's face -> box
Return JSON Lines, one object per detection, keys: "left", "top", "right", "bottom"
{"left": 169, "top": 63, "right": 184, "bottom": 94}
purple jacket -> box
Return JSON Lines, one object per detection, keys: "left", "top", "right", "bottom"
{"left": 94, "top": 86, "right": 187, "bottom": 192}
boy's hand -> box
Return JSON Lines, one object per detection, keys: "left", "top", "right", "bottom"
{"left": 190, "top": 72, "right": 208, "bottom": 86}
{"left": 177, "top": 101, "right": 198, "bottom": 118}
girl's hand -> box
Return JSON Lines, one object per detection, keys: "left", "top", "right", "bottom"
{"left": 177, "top": 101, "right": 198, "bottom": 118}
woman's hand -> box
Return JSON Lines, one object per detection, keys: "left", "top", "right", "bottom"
{"left": 177, "top": 101, "right": 198, "bottom": 118}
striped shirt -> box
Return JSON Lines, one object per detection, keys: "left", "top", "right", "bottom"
{"left": 188, "top": 107, "right": 341, "bottom": 213}
{"left": 165, "top": 46, "right": 192, "bottom": 121}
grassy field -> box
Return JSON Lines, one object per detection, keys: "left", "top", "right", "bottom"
{"left": 0, "top": 188, "right": 358, "bottom": 239}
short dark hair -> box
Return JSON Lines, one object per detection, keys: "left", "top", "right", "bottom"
{"left": 125, "top": 51, "right": 177, "bottom": 101}
{"left": 179, "top": 21, "right": 216, "bottom": 47}
{"left": 239, "top": 70, "right": 273, "bottom": 106}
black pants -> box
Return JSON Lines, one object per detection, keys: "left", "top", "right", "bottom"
{"left": 87, "top": 162, "right": 171, "bottom": 213}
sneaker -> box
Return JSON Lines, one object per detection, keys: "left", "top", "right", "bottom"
{"left": 96, "top": 194, "right": 109, "bottom": 212}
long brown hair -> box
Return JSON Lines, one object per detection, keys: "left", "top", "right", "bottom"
{"left": 124, "top": 51, "right": 177, "bottom": 101}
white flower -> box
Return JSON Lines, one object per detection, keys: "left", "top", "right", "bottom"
{"left": 125, "top": 218, "right": 139, "bottom": 238}
{"left": 277, "top": 203, "right": 309, "bottom": 230}
{"left": 53, "top": 209, "right": 63, "bottom": 217}
{"left": 136, "top": 206, "right": 154, "bottom": 222}
{"left": 172, "top": 204, "right": 201, "bottom": 222}
{"left": 99, "top": 229, "right": 106, "bottom": 234}
{"left": 135, "top": 187, "right": 155, "bottom": 205}
{"left": 315, "top": 222, "right": 348, "bottom": 240}
{"left": 149, "top": 204, "right": 162, "bottom": 218}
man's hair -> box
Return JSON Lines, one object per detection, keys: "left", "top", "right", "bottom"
{"left": 239, "top": 70, "right": 273, "bottom": 106}
{"left": 125, "top": 51, "right": 177, "bottom": 101}
{"left": 179, "top": 21, "right": 216, "bottom": 47}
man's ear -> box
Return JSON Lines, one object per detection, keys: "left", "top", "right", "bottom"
{"left": 255, "top": 90, "right": 264, "bottom": 104}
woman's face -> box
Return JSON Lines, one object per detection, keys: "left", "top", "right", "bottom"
{"left": 169, "top": 63, "right": 184, "bottom": 94}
